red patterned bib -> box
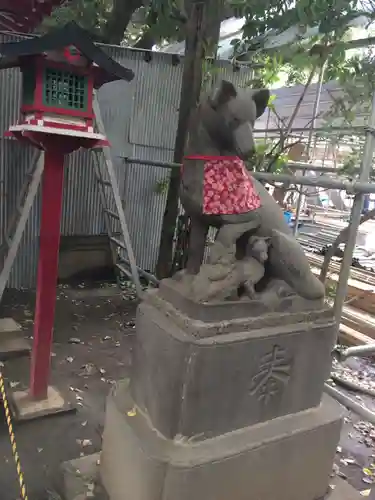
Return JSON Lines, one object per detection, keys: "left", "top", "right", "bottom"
{"left": 184, "top": 156, "right": 261, "bottom": 215}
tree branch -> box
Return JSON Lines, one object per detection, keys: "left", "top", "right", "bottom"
{"left": 102, "top": 0, "right": 142, "bottom": 45}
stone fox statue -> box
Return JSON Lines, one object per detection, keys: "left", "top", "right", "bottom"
{"left": 179, "top": 79, "right": 325, "bottom": 301}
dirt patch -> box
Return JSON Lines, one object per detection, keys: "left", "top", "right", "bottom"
{"left": 0, "top": 284, "right": 137, "bottom": 500}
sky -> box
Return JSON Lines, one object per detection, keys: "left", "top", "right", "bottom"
{"left": 159, "top": 14, "right": 374, "bottom": 89}
{"left": 161, "top": 14, "right": 373, "bottom": 68}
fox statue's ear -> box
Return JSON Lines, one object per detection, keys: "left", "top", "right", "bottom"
{"left": 253, "top": 89, "right": 270, "bottom": 118}
{"left": 210, "top": 80, "right": 237, "bottom": 109}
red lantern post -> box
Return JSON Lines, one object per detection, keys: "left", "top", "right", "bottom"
{"left": 0, "top": 22, "right": 134, "bottom": 418}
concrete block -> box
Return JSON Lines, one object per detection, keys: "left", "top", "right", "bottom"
{"left": 10, "top": 386, "right": 75, "bottom": 421}
{"left": 0, "top": 337, "right": 31, "bottom": 361}
{"left": 0, "top": 318, "right": 30, "bottom": 361}
{"left": 0, "top": 318, "right": 22, "bottom": 333}
{"left": 100, "top": 380, "right": 344, "bottom": 500}
{"left": 131, "top": 297, "right": 336, "bottom": 439}
{"left": 58, "top": 234, "right": 113, "bottom": 281}
{"left": 60, "top": 453, "right": 107, "bottom": 500}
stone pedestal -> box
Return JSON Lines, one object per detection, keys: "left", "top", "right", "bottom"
{"left": 100, "top": 279, "right": 344, "bottom": 500}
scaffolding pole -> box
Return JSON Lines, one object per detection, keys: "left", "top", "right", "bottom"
{"left": 332, "top": 96, "right": 375, "bottom": 326}
{"left": 253, "top": 125, "right": 366, "bottom": 134}
{"left": 252, "top": 171, "right": 375, "bottom": 193}
{"left": 293, "top": 63, "right": 326, "bottom": 235}
{"left": 122, "top": 157, "right": 375, "bottom": 194}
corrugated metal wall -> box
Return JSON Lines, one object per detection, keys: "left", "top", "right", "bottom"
{"left": 0, "top": 34, "right": 254, "bottom": 288}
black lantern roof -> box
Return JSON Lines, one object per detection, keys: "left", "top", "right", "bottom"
{"left": 0, "top": 21, "right": 134, "bottom": 87}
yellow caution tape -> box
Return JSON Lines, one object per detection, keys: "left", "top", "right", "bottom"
{"left": 0, "top": 370, "right": 28, "bottom": 500}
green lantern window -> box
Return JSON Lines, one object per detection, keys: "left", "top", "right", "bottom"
{"left": 43, "top": 67, "right": 88, "bottom": 112}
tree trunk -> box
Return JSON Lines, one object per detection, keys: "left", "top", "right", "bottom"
{"left": 319, "top": 208, "right": 375, "bottom": 283}
{"left": 134, "top": 30, "right": 155, "bottom": 49}
{"left": 102, "top": 0, "right": 142, "bottom": 44}
{"left": 155, "top": 0, "right": 223, "bottom": 279}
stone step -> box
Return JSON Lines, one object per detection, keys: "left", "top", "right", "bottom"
{"left": 0, "top": 317, "right": 30, "bottom": 361}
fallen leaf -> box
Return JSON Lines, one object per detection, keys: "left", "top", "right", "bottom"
{"left": 76, "top": 439, "right": 92, "bottom": 447}
{"left": 361, "top": 490, "right": 371, "bottom": 496}
{"left": 362, "top": 477, "right": 373, "bottom": 484}
{"left": 68, "top": 337, "right": 81, "bottom": 344}
{"left": 127, "top": 408, "right": 137, "bottom": 417}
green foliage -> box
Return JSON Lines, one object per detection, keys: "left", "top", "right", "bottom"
{"left": 155, "top": 177, "right": 170, "bottom": 195}
{"left": 201, "top": 58, "right": 224, "bottom": 93}
{"left": 325, "top": 280, "right": 337, "bottom": 300}
{"left": 239, "top": 0, "right": 360, "bottom": 46}
{"left": 246, "top": 137, "right": 290, "bottom": 173}
{"left": 39, "top": 0, "right": 111, "bottom": 38}
{"left": 321, "top": 49, "right": 375, "bottom": 179}
{"left": 247, "top": 139, "right": 290, "bottom": 173}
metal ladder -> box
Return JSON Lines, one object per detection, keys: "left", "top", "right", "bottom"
{"left": 0, "top": 98, "right": 143, "bottom": 302}
{"left": 92, "top": 98, "right": 143, "bottom": 297}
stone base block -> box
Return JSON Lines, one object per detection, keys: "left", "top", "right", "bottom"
{"left": 100, "top": 380, "right": 344, "bottom": 500}
{"left": 60, "top": 456, "right": 362, "bottom": 500}
{"left": 131, "top": 294, "right": 336, "bottom": 439}
{"left": 59, "top": 455, "right": 362, "bottom": 500}
{"left": 159, "top": 278, "right": 324, "bottom": 322}
{"left": 10, "top": 386, "right": 75, "bottom": 421}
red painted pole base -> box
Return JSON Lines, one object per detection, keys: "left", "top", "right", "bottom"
{"left": 30, "top": 149, "right": 65, "bottom": 400}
